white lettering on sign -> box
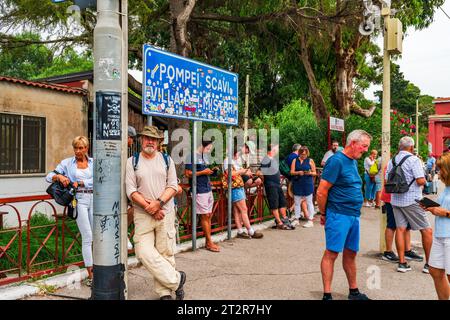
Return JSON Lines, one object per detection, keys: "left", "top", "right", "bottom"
{"left": 158, "top": 63, "right": 201, "bottom": 88}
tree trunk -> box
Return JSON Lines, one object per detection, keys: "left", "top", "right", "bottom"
{"left": 168, "top": 0, "right": 196, "bottom": 181}
{"left": 169, "top": 0, "right": 196, "bottom": 57}
{"left": 334, "top": 25, "right": 375, "bottom": 118}
{"left": 297, "top": 27, "right": 328, "bottom": 121}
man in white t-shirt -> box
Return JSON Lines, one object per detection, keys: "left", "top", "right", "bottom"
{"left": 321, "top": 140, "right": 340, "bottom": 167}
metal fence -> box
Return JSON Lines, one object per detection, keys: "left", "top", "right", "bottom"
{"left": 0, "top": 182, "right": 284, "bottom": 286}
{"left": 0, "top": 166, "right": 326, "bottom": 287}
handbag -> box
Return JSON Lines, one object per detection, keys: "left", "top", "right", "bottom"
{"left": 221, "top": 171, "right": 245, "bottom": 189}
{"left": 46, "top": 171, "right": 77, "bottom": 219}
{"left": 369, "top": 160, "right": 379, "bottom": 176}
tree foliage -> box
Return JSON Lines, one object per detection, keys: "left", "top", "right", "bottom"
{"left": 0, "top": 32, "right": 92, "bottom": 79}
{"left": 0, "top": 0, "right": 444, "bottom": 121}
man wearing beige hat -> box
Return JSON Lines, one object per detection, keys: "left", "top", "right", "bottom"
{"left": 125, "top": 125, "right": 186, "bottom": 300}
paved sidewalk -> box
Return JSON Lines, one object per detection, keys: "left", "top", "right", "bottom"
{"left": 21, "top": 204, "right": 440, "bottom": 300}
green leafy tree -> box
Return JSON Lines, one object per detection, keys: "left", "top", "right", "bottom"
{"left": 33, "top": 48, "right": 93, "bottom": 79}
{"left": 0, "top": 32, "right": 53, "bottom": 78}
{"left": 375, "top": 63, "right": 420, "bottom": 114}
{"left": 0, "top": 0, "right": 444, "bottom": 122}
{"left": 0, "top": 32, "right": 93, "bottom": 79}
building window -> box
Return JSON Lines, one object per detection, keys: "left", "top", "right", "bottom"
{"left": 0, "top": 113, "right": 46, "bottom": 175}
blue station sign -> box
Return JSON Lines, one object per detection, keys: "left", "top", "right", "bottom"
{"left": 142, "top": 45, "right": 239, "bottom": 125}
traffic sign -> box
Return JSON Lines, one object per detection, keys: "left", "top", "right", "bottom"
{"left": 142, "top": 45, "right": 239, "bottom": 125}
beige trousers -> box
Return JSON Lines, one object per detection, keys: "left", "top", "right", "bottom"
{"left": 133, "top": 207, "right": 180, "bottom": 297}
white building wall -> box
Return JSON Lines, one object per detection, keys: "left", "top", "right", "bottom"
{"left": 0, "top": 176, "right": 64, "bottom": 228}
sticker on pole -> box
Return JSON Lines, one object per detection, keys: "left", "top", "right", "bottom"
{"left": 143, "top": 45, "right": 239, "bottom": 125}
{"left": 96, "top": 92, "right": 121, "bottom": 140}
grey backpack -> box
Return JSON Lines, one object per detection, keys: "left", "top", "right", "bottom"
{"left": 385, "top": 154, "right": 414, "bottom": 194}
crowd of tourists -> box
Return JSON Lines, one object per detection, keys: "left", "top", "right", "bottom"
{"left": 46, "top": 126, "right": 450, "bottom": 300}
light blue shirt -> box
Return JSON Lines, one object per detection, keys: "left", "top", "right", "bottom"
{"left": 46, "top": 156, "right": 94, "bottom": 189}
{"left": 435, "top": 186, "right": 450, "bottom": 238}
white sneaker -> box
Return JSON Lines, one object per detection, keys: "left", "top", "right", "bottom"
{"left": 303, "top": 221, "right": 314, "bottom": 228}
{"left": 291, "top": 218, "right": 300, "bottom": 227}
{"left": 363, "top": 202, "right": 371, "bottom": 207}
{"left": 127, "top": 238, "right": 133, "bottom": 250}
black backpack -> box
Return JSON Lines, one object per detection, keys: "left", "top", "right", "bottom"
{"left": 385, "top": 154, "right": 414, "bottom": 194}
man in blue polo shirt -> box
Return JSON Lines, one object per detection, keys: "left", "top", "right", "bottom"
{"left": 317, "top": 129, "right": 372, "bottom": 301}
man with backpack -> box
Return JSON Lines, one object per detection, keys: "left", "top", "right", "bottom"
{"left": 386, "top": 136, "right": 433, "bottom": 274}
{"left": 125, "top": 126, "right": 186, "bottom": 300}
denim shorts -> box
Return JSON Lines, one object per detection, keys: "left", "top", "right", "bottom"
{"left": 231, "top": 187, "right": 246, "bottom": 203}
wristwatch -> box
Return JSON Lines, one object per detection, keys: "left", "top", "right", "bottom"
{"left": 157, "top": 198, "right": 165, "bottom": 208}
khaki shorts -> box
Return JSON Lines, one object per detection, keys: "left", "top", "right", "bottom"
{"left": 196, "top": 192, "right": 214, "bottom": 214}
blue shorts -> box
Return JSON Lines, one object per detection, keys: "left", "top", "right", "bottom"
{"left": 232, "top": 187, "right": 246, "bottom": 203}
{"left": 325, "top": 209, "right": 360, "bottom": 253}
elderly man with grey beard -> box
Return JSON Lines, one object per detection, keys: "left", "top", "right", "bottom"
{"left": 125, "top": 125, "right": 186, "bottom": 300}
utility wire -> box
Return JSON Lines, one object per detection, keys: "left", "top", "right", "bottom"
{"left": 439, "top": 6, "right": 450, "bottom": 20}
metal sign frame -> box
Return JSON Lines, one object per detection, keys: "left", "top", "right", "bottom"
{"left": 142, "top": 45, "right": 238, "bottom": 250}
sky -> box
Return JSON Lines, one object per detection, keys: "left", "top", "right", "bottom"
{"left": 365, "top": 0, "right": 450, "bottom": 101}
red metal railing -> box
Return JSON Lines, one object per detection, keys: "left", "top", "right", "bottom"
{"left": 0, "top": 181, "right": 295, "bottom": 286}
{"left": 0, "top": 195, "right": 85, "bottom": 286}
{"left": 175, "top": 182, "right": 272, "bottom": 241}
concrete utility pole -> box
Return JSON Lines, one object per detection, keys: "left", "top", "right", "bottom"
{"left": 379, "top": 0, "right": 402, "bottom": 253}
{"left": 120, "top": 0, "right": 129, "bottom": 300}
{"left": 379, "top": 2, "right": 391, "bottom": 253}
{"left": 92, "top": 0, "right": 126, "bottom": 299}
